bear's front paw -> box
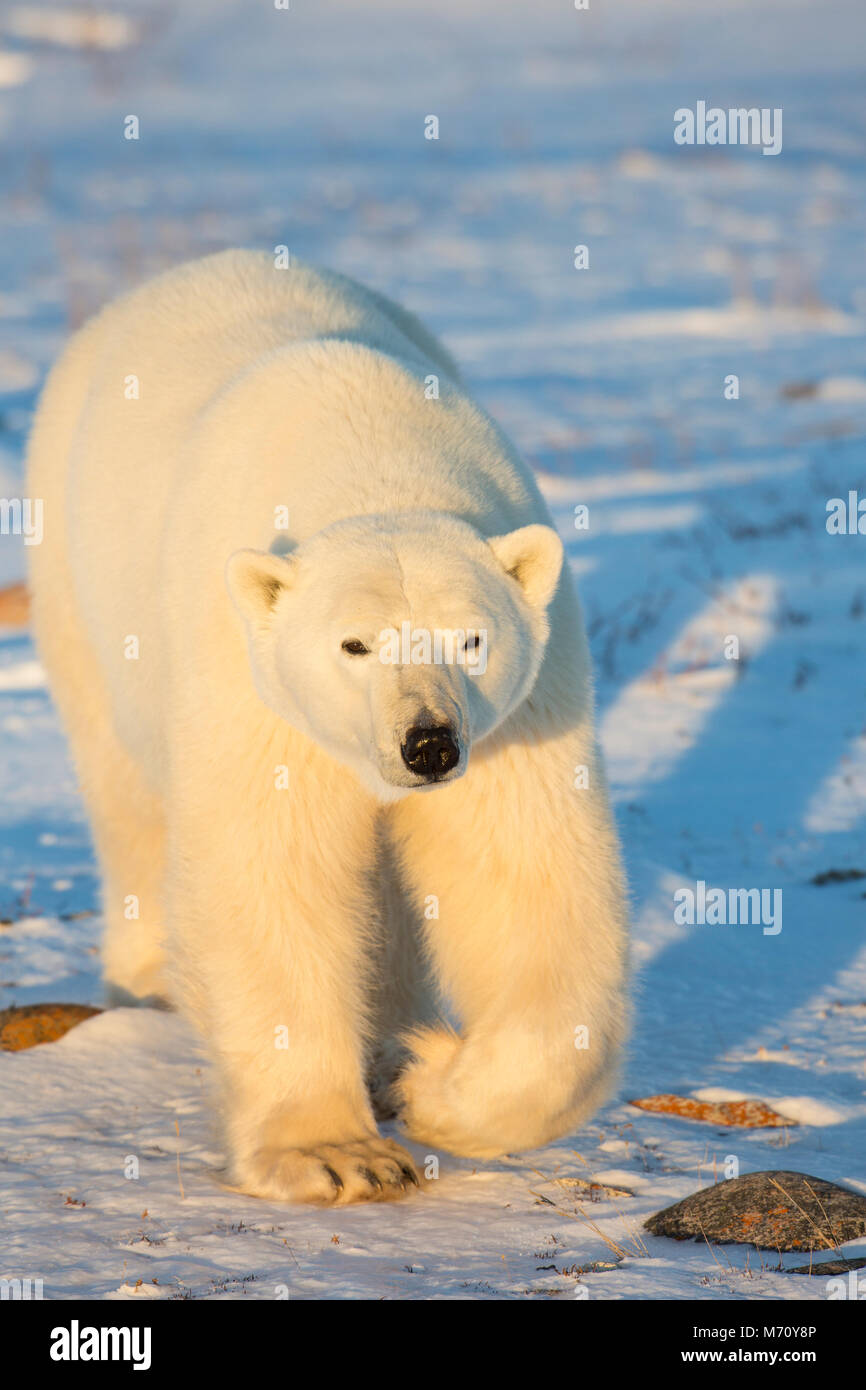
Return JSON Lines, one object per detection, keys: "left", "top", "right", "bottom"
{"left": 230, "top": 1137, "right": 421, "bottom": 1206}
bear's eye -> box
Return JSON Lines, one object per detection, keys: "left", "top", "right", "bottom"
{"left": 341, "top": 638, "right": 370, "bottom": 656}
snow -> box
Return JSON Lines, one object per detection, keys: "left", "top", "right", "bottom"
{"left": 1, "top": 0, "right": 865, "bottom": 1299}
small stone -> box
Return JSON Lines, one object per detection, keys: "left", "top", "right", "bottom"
{"left": 645, "top": 1171, "right": 866, "bottom": 1252}
{"left": 810, "top": 868, "right": 865, "bottom": 885}
{"left": 549, "top": 1177, "right": 634, "bottom": 1200}
{"left": 0, "top": 583, "right": 29, "bottom": 628}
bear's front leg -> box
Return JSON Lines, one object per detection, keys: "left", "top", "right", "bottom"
{"left": 391, "top": 727, "right": 629, "bottom": 1158}
{"left": 165, "top": 737, "right": 419, "bottom": 1204}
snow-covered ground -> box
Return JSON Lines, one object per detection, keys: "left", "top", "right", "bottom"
{"left": 1, "top": 0, "right": 865, "bottom": 1299}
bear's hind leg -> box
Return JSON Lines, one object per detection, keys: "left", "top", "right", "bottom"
{"left": 30, "top": 544, "right": 169, "bottom": 1005}
{"left": 365, "top": 825, "right": 436, "bottom": 1120}
{"left": 98, "top": 771, "right": 168, "bottom": 1008}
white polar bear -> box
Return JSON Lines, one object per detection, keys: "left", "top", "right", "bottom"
{"left": 27, "top": 251, "right": 629, "bottom": 1204}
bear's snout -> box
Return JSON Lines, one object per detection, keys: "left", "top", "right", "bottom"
{"left": 401, "top": 725, "right": 460, "bottom": 780}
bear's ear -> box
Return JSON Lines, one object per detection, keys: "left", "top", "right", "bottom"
{"left": 488, "top": 524, "right": 563, "bottom": 609}
{"left": 226, "top": 549, "right": 296, "bottom": 624}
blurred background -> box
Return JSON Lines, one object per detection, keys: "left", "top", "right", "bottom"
{"left": 0, "top": 0, "right": 865, "bottom": 1298}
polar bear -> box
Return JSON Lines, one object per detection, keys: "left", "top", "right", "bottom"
{"left": 27, "top": 250, "right": 628, "bottom": 1204}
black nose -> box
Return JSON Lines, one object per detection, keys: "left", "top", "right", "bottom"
{"left": 401, "top": 725, "right": 460, "bottom": 779}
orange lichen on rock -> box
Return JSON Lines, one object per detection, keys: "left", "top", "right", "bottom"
{"left": 0, "top": 1003, "right": 101, "bottom": 1051}
{"left": 628, "top": 1093, "right": 793, "bottom": 1127}
{"left": 0, "top": 583, "right": 30, "bottom": 627}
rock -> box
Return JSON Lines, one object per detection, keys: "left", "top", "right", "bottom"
{"left": 780, "top": 381, "right": 818, "bottom": 400}
{"left": 645, "top": 1171, "right": 866, "bottom": 1252}
{"left": 787, "top": 1256, "right": 866, "bottom": 1275}
{"left": 548, "top": 1177, "right": 634, "bottom": 1200}
{"left": 0, "top": 582, "right": 29, "bottom": 628}
{"left": 810, "top": 867, "right": 865, "bottom": 886}
{"left": 629, "top": 1094, "right": 792, "bottom": 1127}
{"left": 0, "top": 1003, "right": 102, "bottom": 1051}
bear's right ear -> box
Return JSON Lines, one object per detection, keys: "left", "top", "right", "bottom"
{"left": 226, "top": 549, "right": 296, "bottom": 625}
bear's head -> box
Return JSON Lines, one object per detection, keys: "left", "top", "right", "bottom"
{"left": 226, "top": 513, "right": 563, "bottom": 802}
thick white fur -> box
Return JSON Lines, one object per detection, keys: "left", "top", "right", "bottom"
{"left": 27, "top": 250, "right": 629, "bottom": 1204}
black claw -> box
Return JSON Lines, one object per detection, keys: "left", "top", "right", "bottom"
{"left": 323, "top": 1164, "right": 343, "bottom": 1194}
{"left": 358, "top": 1165, "right": 383, "bottom": 1191}
{"left": 401, "top": 1165, "right": 420, "bottom": 1187}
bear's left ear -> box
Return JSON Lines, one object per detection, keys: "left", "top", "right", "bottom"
{"left": 226, "top": 549, "right": 297, "bottom": 625}
{"left": 488, "top": 524, "right": 563, "bottom": 609}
